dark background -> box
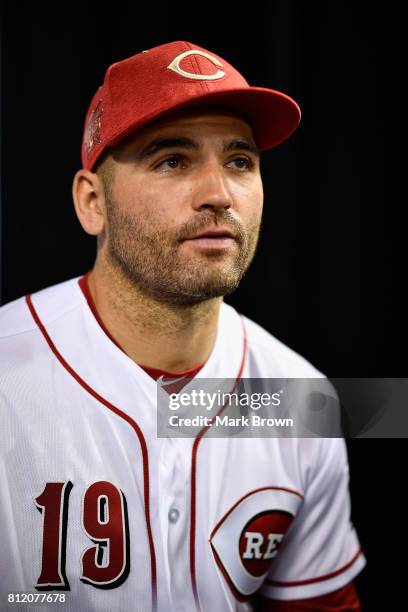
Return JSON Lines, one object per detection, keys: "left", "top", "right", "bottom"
{"left": 1, "top": 1, "right": 405, "bottom": 608}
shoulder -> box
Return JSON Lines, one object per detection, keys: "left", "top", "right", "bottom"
{"left": 221, "top": 302, "right": 324, "bottom": 378}
{"left": 0, "top": 294, "right": 36, "bottom": 338}
{"left": 0, "top": 275, "right": 84, "bottom": 365}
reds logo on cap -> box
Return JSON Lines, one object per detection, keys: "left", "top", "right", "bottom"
{"left": 167, "top": 50, "right": 226, "bottom": 81}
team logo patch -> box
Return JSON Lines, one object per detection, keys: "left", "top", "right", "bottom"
{"left": 210, "top": 487, "right": 302, "bottom": 600}
{"left": 84, "top": 100, "right": 103, "bottom": 158}
{"left": 239, "top": 510, "right": 292, "bottom": 577}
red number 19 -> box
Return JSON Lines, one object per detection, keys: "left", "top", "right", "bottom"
{"left": 35, "top": 481, "right": 130, "bottom": 590}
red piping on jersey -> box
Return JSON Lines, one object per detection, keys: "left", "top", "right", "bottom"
{"left": 189, "top": 313, "right": 248, "bottom": 612}
{"left": 265, "top": 546, "right": 364, "bottom": 587}
{"left": 25, "top": 294, "right": 158, "bottom": 611}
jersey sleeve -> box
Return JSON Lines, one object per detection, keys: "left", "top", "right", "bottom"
{"left": 260, "top": 437, "right": 366, "bottom": 601}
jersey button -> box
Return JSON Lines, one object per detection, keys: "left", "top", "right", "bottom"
{"left": 168, "top": 507, "right": 180, "bottom": 524}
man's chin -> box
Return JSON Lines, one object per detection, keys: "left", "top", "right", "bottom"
{"left": 148, "top": 275, "right": 242, "bottom": 306}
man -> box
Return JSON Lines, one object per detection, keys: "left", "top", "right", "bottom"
{"left": 0, "top": 41, "right": 365, "bottom": 611}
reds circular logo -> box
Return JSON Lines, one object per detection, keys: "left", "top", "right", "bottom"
{"left": 239, "top": 510, "right": 293, "bottom": 578}
{"left": 210, "top": 487, "right": 302, "bottom": 600}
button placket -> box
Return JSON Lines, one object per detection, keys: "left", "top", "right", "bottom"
{"left": 159, "top": 437, "right": 195, "bottom": 609}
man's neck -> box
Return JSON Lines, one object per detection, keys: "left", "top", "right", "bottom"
{"left": 86, "top": 259, "right": 222, "bottom": 372}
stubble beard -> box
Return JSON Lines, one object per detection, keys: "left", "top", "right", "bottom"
{"left": 104, "top": 195, "right": 262, "bottom": 306}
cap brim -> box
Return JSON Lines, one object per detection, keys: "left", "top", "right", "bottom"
{"left": 166, "top": 87, "right": 302, "bottom": 150}
{"left": 108, "top": 86, "right": 301, "bottom": 153}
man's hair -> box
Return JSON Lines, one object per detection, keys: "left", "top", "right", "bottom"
{"left": 94, "top": 149, "right": 115, "bottom": 197}
{"left": 92, "top": 127, "right": 139, "bottom": 196}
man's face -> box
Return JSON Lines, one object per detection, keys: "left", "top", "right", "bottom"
{"left": 100, "top": 108, "right": 264, "bottom": 305}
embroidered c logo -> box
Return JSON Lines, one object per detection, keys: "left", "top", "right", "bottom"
{"left": 167, "top": 50, "right": 226, "bottom": 81}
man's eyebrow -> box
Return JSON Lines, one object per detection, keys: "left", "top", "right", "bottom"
{"left": 135, "top": 137, "right": 261, "bottom": 161}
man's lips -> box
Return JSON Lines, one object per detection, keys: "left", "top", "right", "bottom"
{"left": 182, "top": 229, "right": 237, "bottom": 249}
{"left": 184, "top": 229, "right": 236, "bottom": 240}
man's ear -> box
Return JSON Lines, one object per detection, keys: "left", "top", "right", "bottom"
{"left": 72, "top": 169, "right": 106, "bottom": 236}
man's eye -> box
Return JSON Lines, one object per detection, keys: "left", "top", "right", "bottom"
{"left": 227, "top": 157, "right": 253, "bottom": 170}
{"left": 156, "top": 155, "right": 185, "bottom": 170}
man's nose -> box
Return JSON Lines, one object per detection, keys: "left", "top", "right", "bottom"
{"left": 190, "top": 161, "right": 234, "bottom": 212}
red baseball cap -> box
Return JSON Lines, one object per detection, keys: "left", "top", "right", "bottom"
{"left": 81, "top": 40, "right": 301, "bottom": 171}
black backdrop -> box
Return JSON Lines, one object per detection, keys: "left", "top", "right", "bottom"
{"left": 1, "top": 1, "right": 405, "bottom": 607}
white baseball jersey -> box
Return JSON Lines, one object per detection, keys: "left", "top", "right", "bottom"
{"left": 0, "top": 274, "right": 366, "bottom": 611}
